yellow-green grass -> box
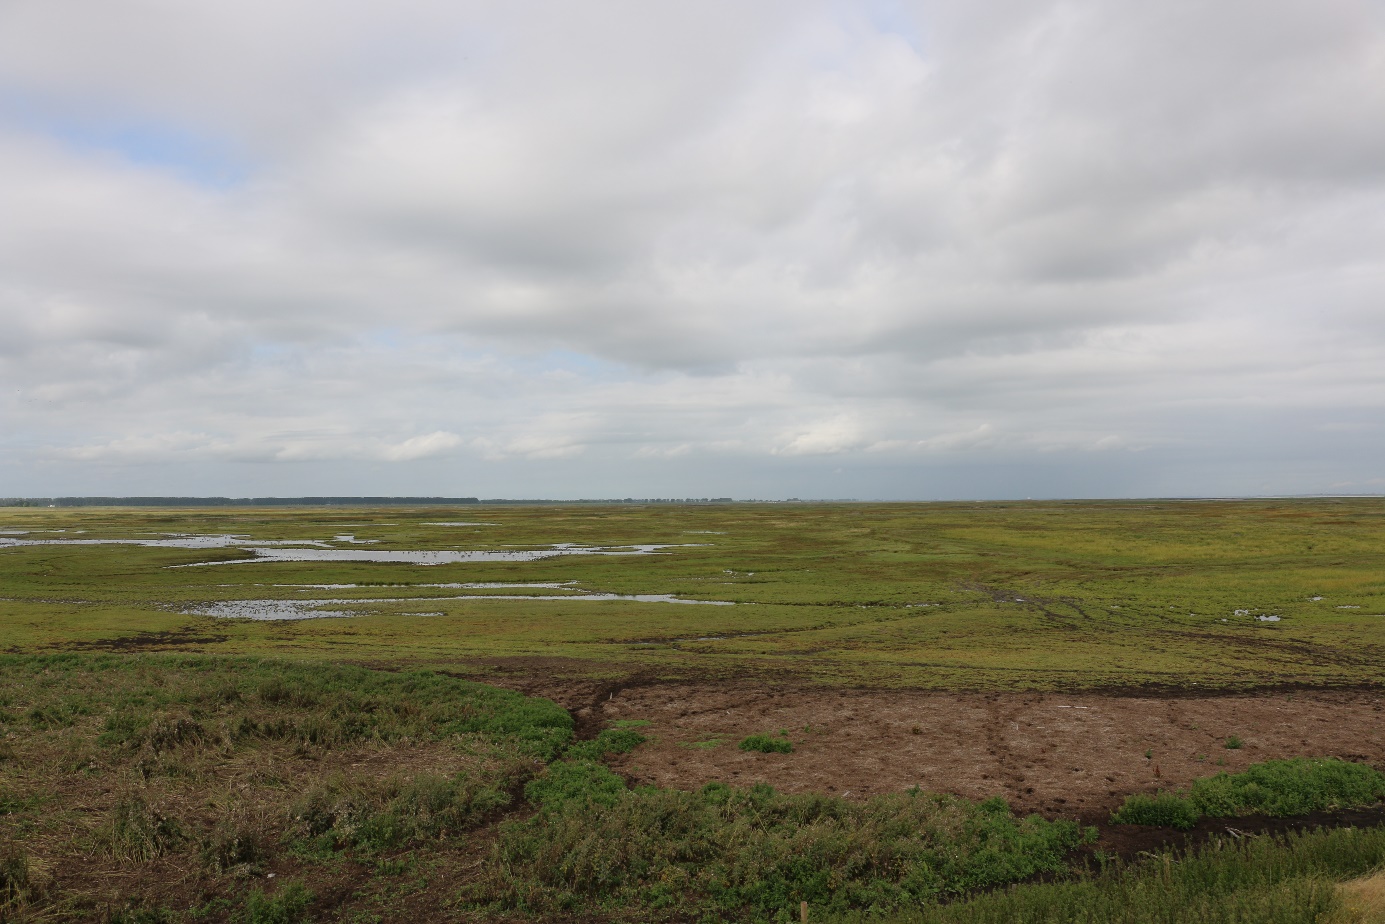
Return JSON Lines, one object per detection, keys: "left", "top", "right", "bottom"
{"left": 2, "top": 499, "right": 1383, "bottom": 690}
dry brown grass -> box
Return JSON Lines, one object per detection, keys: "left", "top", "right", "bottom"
{"left": 1335, "top": 869, "right": 1385, "bottom": 924}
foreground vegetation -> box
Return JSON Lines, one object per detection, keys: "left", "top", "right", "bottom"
{"left": 1111, "top": 758, "right": 1385, "bottom": 829}
{"left": 2, "top": 654, "right": 1383, "bottom": 922}
{"left": 0, "top": 654, "right": 571, "bottom": 920}
{"left": 1, "top": 499, "right": 1384, "bottom": 689}
{"left": 0, "top": 655, "right": 1081, "bottom": 922}
{"left": 827, "top": 825, "right": 1385, "bottom": 924}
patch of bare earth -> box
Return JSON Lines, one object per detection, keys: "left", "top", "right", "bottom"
{"left": 578, "top": 685, "right": 1385, "bottom": 820}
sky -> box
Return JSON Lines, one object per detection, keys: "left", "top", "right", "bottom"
{"left": 2, "top": 0, "right": 1383, "bottom": 501}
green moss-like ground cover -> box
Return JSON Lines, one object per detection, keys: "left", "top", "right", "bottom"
{"left": 2, "top": 499, "right": 1383, "bottom": 689}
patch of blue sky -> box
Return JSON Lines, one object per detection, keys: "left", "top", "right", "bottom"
{"left": 529, "top": 349, "right": 635, "bottom": 383}
{"left": 854, "top": 0, "right": 926, "bottom": 54}
{"left": 0, "top": 90, "right": 249, "bottom": 188}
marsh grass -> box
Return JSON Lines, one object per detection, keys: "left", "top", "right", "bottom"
{"left": 0, "top": 653, "right": 570, "bottom": 919}
{"left": 826, "top": 825, "right": 1385, "bottom": 924}
{"left": 5, "top": 499, "right": 1385, "bottom": 691}
{"left": 1111, "top": 758, "right": 1385, "bottom": 829}
{"left": 469, "top": 776, "right": 1092, "bottom": 919}
{"left": 288, "top": 767, "right": 516, "bottom": 852}
{"left": 241, "top": 881, "right": 313, "bottom": 924}
{"left": 102, "top": 792, "right": 186, "bottom": 861}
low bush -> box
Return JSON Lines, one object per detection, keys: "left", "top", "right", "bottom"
{"left": 739, "top": 733, "right": 793, "bottom": 754}
{"left": 4, "top": 653, "right": 575, "bottom": 760}
{"left": 524, "top": 758, "right": 630, "bottom": 810}
{"left": 1189, "top": 758, "right": 1385, "bottom": 818}
{"left": 1110, "top": 790, "right": 1201, "bottom": 829}
{"left": 201, "top": 820, "right": 265, "bottom": 874}
{"left": 1111, "top": 759, "right": 1385, "bottom": 828}
{"left": 241, "top": 881, "right": 314, "bottom": 924}
{"left": 565, "top": 726, "right": 646, "bottom": 761}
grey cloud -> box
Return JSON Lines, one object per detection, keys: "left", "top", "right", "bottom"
{"left": 0, "top": 1, "right": 1382, "bottom": 498}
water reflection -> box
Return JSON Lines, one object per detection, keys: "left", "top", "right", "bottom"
{"left": 187, "top": 590, "right": 734, "bottom": 620}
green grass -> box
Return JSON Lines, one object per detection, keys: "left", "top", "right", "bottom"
{"left": 824, "top": 824, "right": 1385, "bottom": 924}
{"left": 0, "top": 654, "right": 571, "bottom": 920}
{"left": 1, "top": 499, "right": 1383, "bottom": 690}
{"left": 4, "top": 502, "right": 1385, "bottom": 920}
{"left": 740, "top": 733, "right": 794, "bottom": 754}
{"left": 469, "top": 778, "right": 1093, "bottom": 919}
{"left": 1111, "top": 758, "right": 1385, "bottom": 829}
{"left": 241, "top": 881, "right": 313, "bottom": 924}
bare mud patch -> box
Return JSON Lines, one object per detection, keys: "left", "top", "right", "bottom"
{"left": 588, "top": 685, "right": 1385, "bottom": 820}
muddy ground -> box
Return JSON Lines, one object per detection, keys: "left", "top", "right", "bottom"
{"left": 601, "top": 686, "right": 1385, "bottom": 819}
{"left": 469, "top": 662, "right": 1385, "bottom": 823}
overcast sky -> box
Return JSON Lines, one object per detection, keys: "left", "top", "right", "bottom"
{"left": 2, "top": 0, "right": 1383, "bottom": 500}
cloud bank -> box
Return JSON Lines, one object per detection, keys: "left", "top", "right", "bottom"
{"left": 2, "top": 0, "right": 1383, "bottom": 498}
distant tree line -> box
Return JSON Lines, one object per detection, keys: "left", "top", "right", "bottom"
{"left": 0, "top": 496, "right": 481, "bottom": 507}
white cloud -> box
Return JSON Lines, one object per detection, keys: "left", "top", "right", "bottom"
{"left": 1, "top": 0, "right": 1383, "bottom": 498}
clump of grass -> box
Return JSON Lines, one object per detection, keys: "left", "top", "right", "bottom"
{"left": 1, "top": 847, "right": 36, "bottom": 908}
{"left": 102, "top": 793, "right": 185, "bottom": 861}
{"left": 241, "top": 880, "right": 313, "bottom": 924}
{"left": 7, "top": 653, "right": 575, "bottom": 760}
{"left": 524, "top": 759, "right": 629, "bottom": 810}
{"left": 201, "top": 818, "right": 265, "bottom": 874}
{"left": 290, "top": 769, "right": 513, "bottom": 852}
{"left": 1110, "top": 791, "right": 1201, "bottom": 829}
{"left": 1225, "top": 735, "right": 1244, "bottom": 750}
{"left": 1112, "top": 758, "right": 1385, "bottom": 829}
{"left": 468, "top": 781, "right": 1092, "bottom": 918}
{"left": 827, "top": 824, "right": 1385, "bottom": 924}
{"left": 564, "top": 726, "right": 646, "bottom": 761}
{"left": 739, "top": 733, "right": 793, "bottom": 754}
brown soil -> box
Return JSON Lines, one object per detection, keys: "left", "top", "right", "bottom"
{"left": 569, "top": 684, "right": 1385, "bottom": 821}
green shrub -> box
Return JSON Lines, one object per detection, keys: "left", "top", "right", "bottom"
{"left": 1111, "top": 758, "right": 1385, "bottom": 828}
{"left": 0, "top": 653, "right": 575, "bottom": 760}
{"left": 1110, "top": 791, "right": 1200, "bottom": 829}
{"left": 241, "top": 881, "right": 313, "bottom": 924}
{"left": 739, "top": 733, "right": 793, "bottom": 754}
{"left": 469, "top": 782, "right": 1091, "bottom": 918}
{"left": 565, "top": 727, "right": 646, "bottom": 761}
{"left": 1225, "top": 735, "right": 1244, "bottom": 750}
{"left": 524, "top": 759, "right": 629, "bottom": 810}
{"left": 1190, "top": 758, "right": 1385, "bottom": 817}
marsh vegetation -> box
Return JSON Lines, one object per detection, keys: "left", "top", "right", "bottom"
{"left": 2, "top": 500, "right": 1383, "bottom": 921}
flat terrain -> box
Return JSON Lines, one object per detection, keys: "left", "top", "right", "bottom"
{"left": 3, "top": 499, "right": 1385, "bottom": 818}
{"left": 3, "top": 499, "right": 1384, "bottom": 692}
{"left": 597, "top": 685, "right": 1385, "bottom": 817}
{"left": 3, "top": 500, "right": 1385, "bottom": 921}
